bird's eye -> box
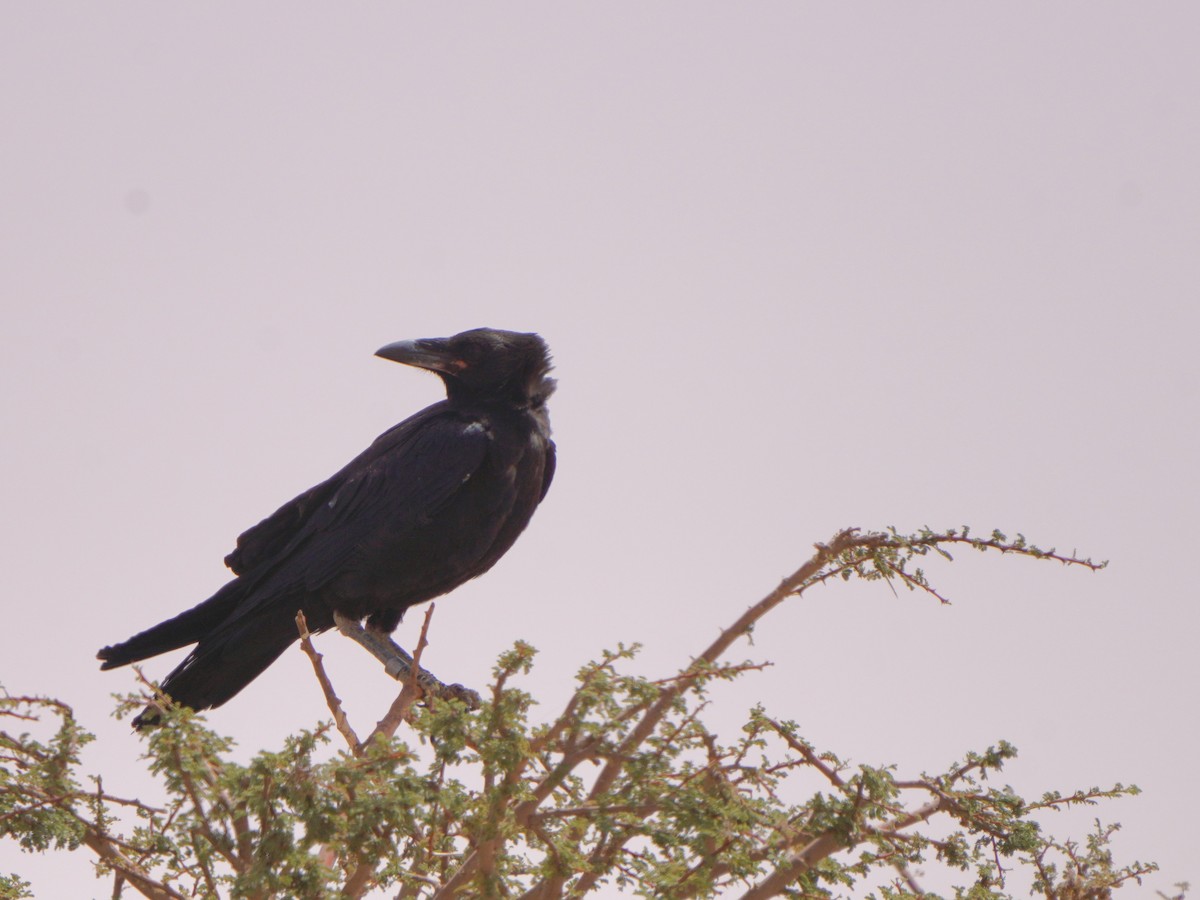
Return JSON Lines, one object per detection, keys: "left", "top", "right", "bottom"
{"left": 455, "top": 344, "right": 483, "bottom": 368}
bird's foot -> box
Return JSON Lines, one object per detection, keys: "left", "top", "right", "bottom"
{"left": 332, "top": 612, "right": 481, "bottom": 709}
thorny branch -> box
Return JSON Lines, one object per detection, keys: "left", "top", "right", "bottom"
{"left": 297, "top": 610, "right": 363, "bottom": 755}
{"left": 2, "top": 527, "right": 1152, "bottom": 900}
{"left": 366, "top": 603, "right": 439, "bottom": 746}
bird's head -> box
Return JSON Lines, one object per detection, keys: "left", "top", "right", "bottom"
{"left": 376, "top": 328, "right": 555, "bottom": 407}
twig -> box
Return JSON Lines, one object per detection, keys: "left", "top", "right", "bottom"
{"left": 171, "top": 749, "right": 239, "bottom": 872}
{"left": 740, "top": 798, "right": 943, "bottom": 900}
{"left": 365, "top": 604, "right": 438, "bottom": 747}
{"left": 80, "top": 828, "right": 186, "bottom": 900}
{"left": 879, "top": 558, "right": 952, "bottom": 604}
{"left": 762, "top": 716, "right": 844, "bottom": 787}
{"left": 910, "top": 532, "right": 1107, "bottom": 570}
{"left": 532, "top": 803, "right": 659, "bottom": 821}
{"left": 651, "top": 660, "right": 772, "bottom": 685}
{"left": 296, "top": 610, "right": 363, "bottom": 755}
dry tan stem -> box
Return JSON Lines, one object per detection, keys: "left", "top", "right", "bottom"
{"left": 880, "top": 556, "right": 953, "bottom": 603}
{"left": 917, "top": 534, "right": 1106, "bottom": 569}
{"left": 296, "top": 610, "right": 363, "bottom": 755}
{"left": 739, "top": 798, "right": 943, "bottom": 900}
{"left": 762, "top": 716, "right": 844, "bottom": 787}
{"left": 81, "top": 829, "right": 185, "bottom": 900}
{"left": 365, "top": 603, "right": 437, "bottom": 746}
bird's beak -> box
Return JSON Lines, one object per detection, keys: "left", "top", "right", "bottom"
{"left": 375, "top": 338, "right": 466, "bottom": 375}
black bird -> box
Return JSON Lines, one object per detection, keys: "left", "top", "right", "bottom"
{"left": 98, "top": 328, "right": 555, "bottom": 725}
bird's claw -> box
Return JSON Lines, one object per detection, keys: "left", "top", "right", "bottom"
{"left": 333, "top": 611, "right": 479, "bottom": 709}
{"left": 437, "top": 683, "right": 482, "bottom": 710}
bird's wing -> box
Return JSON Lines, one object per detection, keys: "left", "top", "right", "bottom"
{"left": 286, "top": 419, "right": 492, "bottom": 590}
{"left": 223, "top": 477, "right": 340, "bottom": 576}
{"left": 224, "top": 406, "right": 487, "bottom": 580}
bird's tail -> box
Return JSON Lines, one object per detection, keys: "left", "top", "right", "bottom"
{"left": 133, "top": 601, "right": 309, "bottom": 727}
{"left": 97, "top": 578, "right": 249, "bottom": 670}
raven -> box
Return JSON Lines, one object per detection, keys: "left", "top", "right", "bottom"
{"left": 98, "top": 328, "right": 555, "bottom": 725}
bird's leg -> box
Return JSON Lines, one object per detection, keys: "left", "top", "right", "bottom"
{"left": 331, "top": 611, "right": 481, "bottom": 709}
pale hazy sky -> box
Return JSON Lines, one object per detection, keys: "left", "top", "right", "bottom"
{"left": 2, "top": 4, "right": 1197, "bottom": 896}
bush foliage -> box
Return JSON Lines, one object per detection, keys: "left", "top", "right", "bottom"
{"left": 0, "top": 528, "right": 1171, "bottom": 899}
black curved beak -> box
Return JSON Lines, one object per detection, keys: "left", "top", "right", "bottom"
{"left": 375, "top": 338, "right": 465, "bottom": 375}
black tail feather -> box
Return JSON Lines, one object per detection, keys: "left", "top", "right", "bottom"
{"left": 97, "top": 579, "right": 247, "bottom": 670}
{"left": 132, "top": 604, "right": 303, "bottom": 727}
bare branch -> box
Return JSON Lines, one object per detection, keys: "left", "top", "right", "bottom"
{"left": 80, "top": 828, "right": 185, "bottom": 900}
{"left": 762, "top": 716, "right": 844, "bottom": 787}
{"left": 740, "top": 799, "right": 943, "bottom": 900}
{"left": 366, "top": 603, "right": 438, "bottom": 747}
{"left": 297, "top": 610, "right": 363, "bottom": 755}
